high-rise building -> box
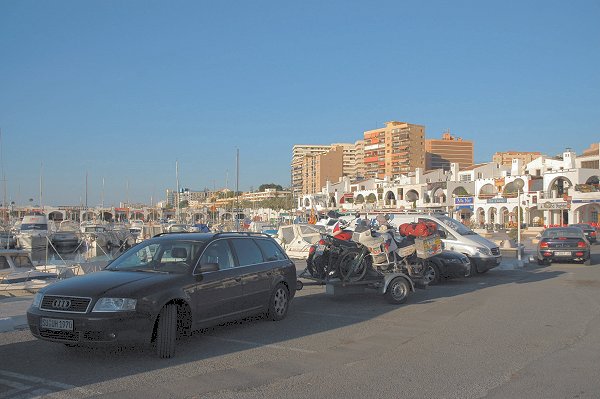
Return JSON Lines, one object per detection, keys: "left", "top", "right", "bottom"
{"left": 492, "top": 151, "right": 542, "bottom": 167}
{"left": 425, "top": 131, "right": 474, "bottom": 170}
{"left": 301, "top": 145, "right": 344, "bottom": 195}
{"left": 291, "top": 145, "right": 333, "bottom": 199}
{"left": 291, "top": 143, "right": 358, "bottom": 197}
{"left": 363, "top": 121, "right": 425, "bottom": 179}
{"left": 354, "top": 139, "right": 366, "bottom": 178}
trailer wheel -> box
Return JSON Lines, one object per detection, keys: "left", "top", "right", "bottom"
{"left": 384, "top": 277, "right": 410, "bottom": 304}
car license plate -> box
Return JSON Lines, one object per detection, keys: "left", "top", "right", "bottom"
{"left": 41, "top": 318, "right": 73, "bottom": 331}
{"left": 554, "top": 251, "right": 571, "bottom": 256}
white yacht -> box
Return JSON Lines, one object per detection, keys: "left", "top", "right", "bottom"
{"left": 16, "top": 214, "right": 54, "bottom": 251}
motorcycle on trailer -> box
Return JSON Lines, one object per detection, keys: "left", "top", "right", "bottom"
{"left": 337, "top": 220, "right": 440, "bottom": 284}
{"left": 306, "top": 226, "right": 354, "bottom": 280}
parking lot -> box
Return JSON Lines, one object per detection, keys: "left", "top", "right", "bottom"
{"left": 1, "top": 246, "right": 600, "bottom": 398}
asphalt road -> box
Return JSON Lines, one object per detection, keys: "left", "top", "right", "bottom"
{"left": 1, "top": 245, "right": 600, "bottom": 398}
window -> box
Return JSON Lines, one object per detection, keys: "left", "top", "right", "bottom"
{"left": 200, "top": 240, "right": 234, "bottom": 269}
{"left": 255, "top": 239, "right": 286, "bottom": 261}
{"left": 12, "top": 255, "right": 34, "bottom": 268}
{"left": 230, "top": 238, "right": 263, "bottom": 266}
{"left": 0, "top": 256, "right": 9, "bottom": 270}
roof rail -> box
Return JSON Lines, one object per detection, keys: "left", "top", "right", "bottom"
{"left": 212, "top": 231, "right": 272, "bottom": 239}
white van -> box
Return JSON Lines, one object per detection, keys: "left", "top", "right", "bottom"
{"left": 384, "top": 212, "right": 502, "bottom": 274}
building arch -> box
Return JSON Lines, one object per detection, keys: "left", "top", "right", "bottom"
{"left": 452, "top": 186, "right": 470, "bottom": 196}
{"left": 476, "top": 207, "right": 486, "bottom": 227}
{"left": 498, "top": 206, "right": 510, "bottom": 226}
{"left": 585, "top": 175, "right": 599, "bottom": 185}
{"left": 487, "top": 207, "right": 497, "bottom": 225}
{"left": 405, "top": 190, "right": 419, "bottom": 202}
{"left": 355, "top": 194, "right": 365, "bottom": 204}
{"left": 385, "top": 191, "right": 396, "bottom": 206}
{"left": 574, "top": 203, "right": 600, "bottom": 224}
{"left": 47, "top": 211, "right": 64, "bottom": 221}
{"left": 432, "top": 188, "right": 446, "bottom": 204}
{"left": 503, "top": 178, "right": 525, "bottom": 198}
{"left": 366, "top": 193, "right": 377, "bottom": 203}
{"left": 547, "top": 176, "right": 573, "bottom": 198}
{"left": 479, "top": 184, "right": 498, "bottom": 199}
{"left": 81, "top": 211, "right": 96, "bottom": 222}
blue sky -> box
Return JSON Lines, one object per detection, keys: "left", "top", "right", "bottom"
{"left": 1, "top": 0, "right": 599, "bottom": 206}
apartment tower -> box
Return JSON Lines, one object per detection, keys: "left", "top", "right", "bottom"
{"left": 492, "top": 151, "right": 542, "bottom": 167}
{"left": 363, "top": 121, "right": 425, "bottom": 179}
{"left": 425, "top": 131, "right": 474, "bottom": 170}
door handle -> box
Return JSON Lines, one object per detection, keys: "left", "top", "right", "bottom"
{"left": 266, "top": 271, "right": 273, "bottom": 276}
{"left": 234, "top": 277, "right": 242, "bottom": 282}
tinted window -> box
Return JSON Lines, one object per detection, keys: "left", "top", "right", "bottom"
{"left": 199, "top": 240, "right": 234, "bottom": 270}
{"left": 542, "top": 228, "right": 584, "bottom": 239}
{"left": 255, "top": 239, "right": 286, "bottom": 261}
{"left": 230, "top": 238, "right": 263, "bottom": 266}
{"left": 0, "top": 256, "right": 9, "bottom": 270}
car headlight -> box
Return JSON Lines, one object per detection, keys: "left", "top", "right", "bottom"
{"left": 31, "top": 292, "right": 43, "bottom": 308}
{"left": 476, "top": 247, "right": 492, "bottom": 256}
{"left": 92, "top": 298, "right": 137, "bottom": 312}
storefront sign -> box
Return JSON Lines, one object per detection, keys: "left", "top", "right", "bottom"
{"left": 455, "top": 205, "right": 474, "bottom": 211}
{"left": 572, "top": 199, "right": 600, "bottom": 204}
{"left": 487, "top": 198, "right": 507, "bottom": 204}
{"left": 454, "top": 197, "right": 474, "bottom": 205}
{"left": 539, "top": 201, "right": 570, "bottom": 210}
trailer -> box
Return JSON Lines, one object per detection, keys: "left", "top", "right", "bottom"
{"left": 297, "top": 266, "right": 425, "bottom": 304}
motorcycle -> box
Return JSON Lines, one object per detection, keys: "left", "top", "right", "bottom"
{"left": 306, "top": 225, "right": 354, "bottom": 280}
{"left": 337, "top": 221, "right": 428, "bottom": 283}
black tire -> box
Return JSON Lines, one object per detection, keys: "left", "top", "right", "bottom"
{"left": 384, "top": 277, "right": 410, "bottom": 304}
{"left": 338, "top": 248, "right": 369, "bottom": 282}
{"left": 584, "top": 258, "right": 592, "bottom": 266}
{"left": 268, "top": 283, "right": 289, "bottom": 321}
{"left": 155, "top": 304, "right": 177, "bottom": 358}
{"left": 423, "top": 260, "right": 441, "bottom": 285}
{"left": 537, "top": 258, "right": 544, "bottom": 266}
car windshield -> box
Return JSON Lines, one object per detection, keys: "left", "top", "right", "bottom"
{"left": 21, "top": 223, "right": 48, "bottom": 231}
{"left": 106, "top": 238, "right": 206, "bottom": 274}
{"left": 436, "top": 215, "right": 475, "bottom": 235}
{"left": 542, "top": 228, "right": 584, "bottom": 239}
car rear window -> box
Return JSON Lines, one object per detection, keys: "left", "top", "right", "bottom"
{"left": 542, "top": 228, "right": 584, "bottom": 239}
{"left": 230, "top": 238, "right": 264, "bottom": 266}
{"left": 255, "top": 239, "right": 286, "bottom": 261}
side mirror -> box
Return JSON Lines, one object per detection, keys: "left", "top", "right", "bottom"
{"left": 199, "top": 263, "right": 219, "bottom": 272}
{"left": 438, "top": 230, "right": 447, "bottom": 239}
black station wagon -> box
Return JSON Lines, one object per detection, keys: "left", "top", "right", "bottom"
{"left": 27, "top": 232, "right": 297, "bottom": 358}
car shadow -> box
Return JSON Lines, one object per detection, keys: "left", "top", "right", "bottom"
{"left": 0, "top": 266, "right": 567, "bottom": 395}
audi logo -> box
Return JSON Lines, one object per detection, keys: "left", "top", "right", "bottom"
{"left": 52, "top": 299, "right": 72, "bottom": 309}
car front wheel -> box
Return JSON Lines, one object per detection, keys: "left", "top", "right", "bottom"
{"left": 423, "top": 260, "right": 441, "bottom": 285}
{"left": 268, "top": 283, "right": 289, "bottom": 321}
{"left": 155, "top": 304, "right": 177, "bottom": 358}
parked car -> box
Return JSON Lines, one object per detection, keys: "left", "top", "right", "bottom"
{"left": 27, "top": 232, "right": 297, "bottom": 358}
{"left": 422, "top": 250, "right": 471, "bottom": 285}
{"left": 568, "top": 223, "right": 597, "bottom": 244}
{"left": 386, "top": 212, "right": 501, "bottom": 273}
{"left": 536, "top": 227, "right": 591, "bottom": 266}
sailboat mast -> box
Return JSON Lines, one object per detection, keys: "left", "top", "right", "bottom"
{"left": 176, "top": 160, "right": 180, "bottom": 222}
